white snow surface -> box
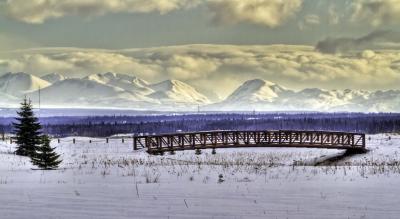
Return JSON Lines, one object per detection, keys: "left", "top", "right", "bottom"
{"left": 0, "top": 92, "right": 18, "bottom": 107}
{"left": 1, "top": 134, "right": 400, "bottom": 218}
{"left": 41, "top": 73, "right": 67, "bottom": 83}
{"left": 224, "top": 79, "right": 292, "bottom": 104}
{"left": 149, "top": 80, "right": 210, "bottom": 104}
{"left": 0, "top": 72, "right": 51, "bottom": 96}
{"left": 84, "top": 72, "right": 153, "bottom": 95}
{"left": 26, "top": 78, "right": 158, "bottom": 109}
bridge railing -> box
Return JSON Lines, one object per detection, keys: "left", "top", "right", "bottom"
{"left": 133, "top": 130, "right": 366, "bottom": 153}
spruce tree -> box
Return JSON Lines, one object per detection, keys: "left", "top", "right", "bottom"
{"left": 31, "top": 135, "right": 62, "bottom": 170}
{"left": 13, "top": 98, "right": 42, "bottom": 157}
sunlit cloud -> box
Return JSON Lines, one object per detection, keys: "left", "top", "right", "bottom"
{"left": 351, "top": 0, "right": 400, "bottom": 26}
{"left": 2, "top": 44, "right": 400, "bottom": 97}
{"left": 3, "top": 0, "right": 201, "bottom": 24}
{"left": 207, "top": 0, "right": 303, "bottom": 28}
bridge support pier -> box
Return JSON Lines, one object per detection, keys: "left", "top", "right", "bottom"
{"left": 195, "top": 148, "right": 202, "bottom": 155}
{"left": 345, "top": 147, "right": 368, "bottom": 155}
{"left": 154, "top": 151, "right": 164, "bottom": 156}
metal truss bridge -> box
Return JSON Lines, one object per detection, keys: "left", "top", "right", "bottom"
{"left": 134, "top": 130, "right": 366, "bottom": 154}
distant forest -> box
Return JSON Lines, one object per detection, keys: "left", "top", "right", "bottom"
{"left": 1, "top": 113, "right": 400, "bottom": 137}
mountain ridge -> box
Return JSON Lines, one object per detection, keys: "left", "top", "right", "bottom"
{"left": 0, "top": 72, "right": 51, "bottom": 96}
{"left": 1, "top": 72, "right": 400, "bottom": 112}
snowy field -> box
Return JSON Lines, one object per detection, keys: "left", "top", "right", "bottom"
{"left": 1, "top": 134, "right": 400, "bottom": 219}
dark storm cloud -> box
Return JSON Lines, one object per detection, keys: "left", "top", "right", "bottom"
{"left": 315, "top": 30, "right": 400, "bottom": 54}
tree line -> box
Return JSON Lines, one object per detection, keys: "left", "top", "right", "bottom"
{"left": 2, "top": 112, "right": 400, "bottom": 137}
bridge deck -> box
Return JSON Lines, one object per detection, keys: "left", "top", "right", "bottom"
{"left": 133, "top": 130, "right": 366, "bottom": 154}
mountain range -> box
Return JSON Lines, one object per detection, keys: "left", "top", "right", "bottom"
{"left": 1, "top": 72, "right": 400, "bottom": 112}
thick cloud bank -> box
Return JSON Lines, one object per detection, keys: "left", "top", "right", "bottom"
{"left": 1, "top": 44, "right": 400, "bottom": 97}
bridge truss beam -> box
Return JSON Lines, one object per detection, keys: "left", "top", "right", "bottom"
{"left": 133, "top": 130, "right": 366, "bottom": 154}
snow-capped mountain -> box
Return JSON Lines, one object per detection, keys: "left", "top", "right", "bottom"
{"left": 0, "top": 92, "right": 18, "bottom": 107}
{"left": 41, "top": 73, "right": 67, "bottom": 83}
{"left": 148, "top": 80, "right": 210, "bottom": 104}
{"left": 27, "top": 78, "right": 157, "bottom": 109}
{"left": 207, "top": 79, "right": 400, "bottom": 112}
{"left": 83, "top": 73, "right": 211, "bottom": 107}
{"left": 0, "top": 72, "right": 51, "bottom": 97}
{"left": 275, "top": 88, "right": 358, "bottom": 111}
{"left": 207, "top": 79, "right": 293, "bottom": 111}
{"left": 2, "top": 72, "right": 400, "bottom": 112}
{"left": 361, "top": 90, "right": 400, "bottom": 112}
{"left": 224, "top": 79, "right": 292, "bottom": 104}
{"left": 84, "top": 72, "right": 153, "bottom": 95}
{"left": 104, "top": 72, "right": 148, "bottom": 87}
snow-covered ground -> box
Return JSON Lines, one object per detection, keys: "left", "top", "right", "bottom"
{"left": 1, "top": 134, "right": 400, "bottom": 218}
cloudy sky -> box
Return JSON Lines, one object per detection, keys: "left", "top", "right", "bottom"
{"left": 1, "top": 0, "right": 400, "bottom": 98}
